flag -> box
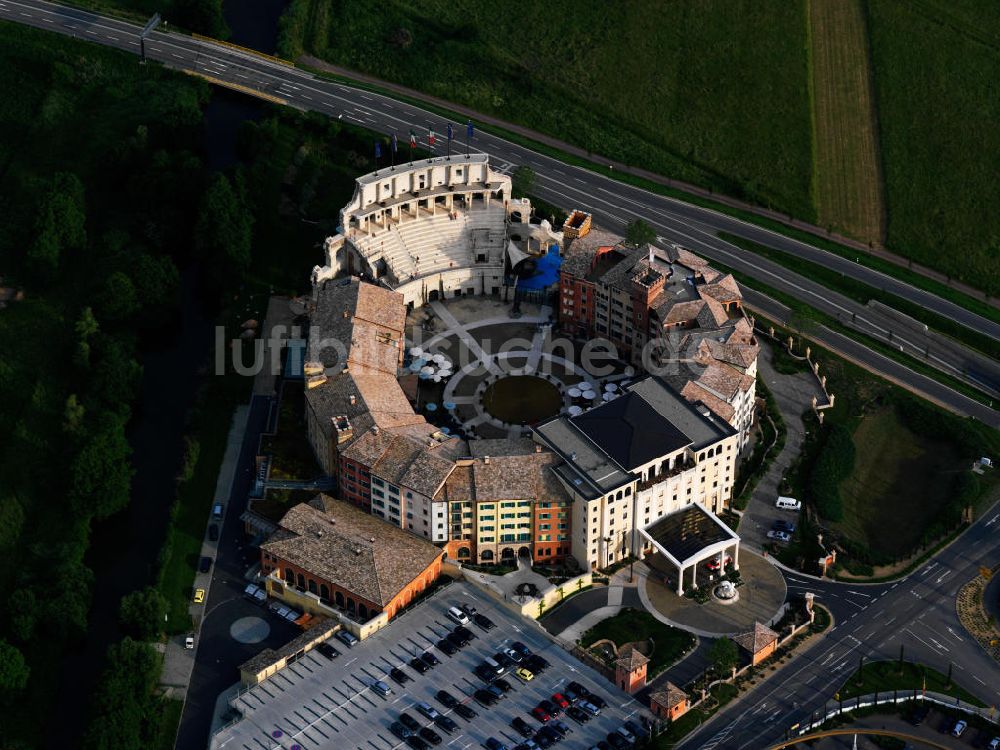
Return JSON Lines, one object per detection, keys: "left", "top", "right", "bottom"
{"left": 447, "top": 123, "right": 453, "bottom": 142}
{"left": 466, "top": 119, "right": 474, "bottom": 138}
{"left": 409, "top": 129, "right": 417, "bottom": 148}
{"left": 428, "top": 127, "right": 436, "bottom": 146}
{"left": 391, "top": 132, "right": 398, "bottom": 153}
{"left": 374, "top": 141, "right": 382, "bottom": 159}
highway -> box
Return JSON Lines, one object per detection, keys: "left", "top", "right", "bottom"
{"left": 3, "top": 0, "right": 1000, "bottom": 428}
{"left": 680, "top": 504, "right": 1000, "bottom": 750}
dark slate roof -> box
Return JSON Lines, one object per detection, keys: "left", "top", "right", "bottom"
{"left": 570, "top": 391, "right": 691, "bottom": 470}
{"left": 645, "top": 504, "right": 737, "bottom": 564}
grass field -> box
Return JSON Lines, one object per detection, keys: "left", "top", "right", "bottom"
{"left": 838, "top": 660, "right": 985, "bottom": 706}
{"left": 807, "top": 0, "right": 884, "bottom": 243}
{"left": 835, "top": 406, "right": 961, "bottom": 559}
{"left": 866, "top": 0, "right": 1000, "bottom": 295}
{"left": 279, "top": 0, "right": 815, "bottom": 220}
{"left": 580, "top": 608, "right": 694, "bottom": 675}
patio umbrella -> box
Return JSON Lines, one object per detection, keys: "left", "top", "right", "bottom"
{"left": 605, "top": 383, "right": 618, "bottom": 392}
{"left": 409, "top": 346, "right": 423, "bottom": 358}
{"left": 421, "top": 366, "right": 435, "bottom": 375}
{"left": 432, "top": 353, "right": 446, "bottom": 364}
{"left": 568, "top": 387, "right": 582, "bottom": 398}
{"left": 582, "top": 389, "right": 596, "bottom": 400}
{"left": 568, "top": 405, "right": 583, "bottom": 416}
{"left": 426, "top": 402, "right": 438, "bottom": 411}
{"left": 444, "top": 401, "right": 457, "bottom": 410}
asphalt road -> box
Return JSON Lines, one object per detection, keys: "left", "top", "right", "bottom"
{"left": 679, "top": 503, "right": 1000, "bottom": 750}
{"left": 2, "top": 0, "right": 1000, "bottom": 429}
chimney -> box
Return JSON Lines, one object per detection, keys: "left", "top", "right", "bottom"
{"left": 648, "top": 245, "right": 654, "bottom": 264}
{"left": 349, "top": 394, "right": 356, "bottom": 406}
{"left": 570, "top": 451, "right": 577, "bottom": 461}
{"left": 316, "top": 529, "right": 323, "bottom": 537}
{"left": 354, "top": 548, "right": 362, "bottom": 555}
{"left": 535, "top": 444, "right": 542, "bottom": 453}
{"left": 343, "top": 309, "right": 349, "bottom": 319}
{"left": 483, "top": 455, "right": 490, "bottom": 465}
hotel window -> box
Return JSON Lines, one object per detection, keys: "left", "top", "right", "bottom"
{"left": 372, "top": 477, "right": 384, "bottom": 487}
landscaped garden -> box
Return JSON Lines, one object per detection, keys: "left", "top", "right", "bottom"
{"left": 580, "top": 608, "right": 695, "bottom": 676}
{"left": 837, "top": 660, "right": 985, "bottom": 707}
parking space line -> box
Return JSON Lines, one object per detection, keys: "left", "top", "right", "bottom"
{"left": 282, "top": 714, "right": 302, "bottom": 730}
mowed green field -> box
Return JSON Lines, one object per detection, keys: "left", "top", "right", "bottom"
{"left": 280, "top": 0, "right": 815, "bottom": 219}
{"left": 866, "top": 0, "right": 1000, "bottom": 294}
{"left": 834, "top": 406, "right": 960, "bottom": 560}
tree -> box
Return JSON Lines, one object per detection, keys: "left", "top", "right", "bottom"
{"left": 83, "top": 637, "right": 160, "bottom": 750}
{"left": 708, "top": 637, "right": 738, "bottom": 676}
{"left": 27, "top": 172, "right": 86, "bottom": 280}
{"left": 96, "top": 271, "right": 140, "bottom": 321}
{"left": 119, "top": 587, "right": 167, "bottom": 641}
{"left": 196, "top": 172, "right": 254, "bottom": 282}
{"left": 69, "top": 412, "right": 133, "bottom": 519}
{"left": 8, "top": 588, "right": 37, "bottom": 643}
{"left": 87, "top": 335, "right": 141, "bottom": 414}
{"left": 171, "top": 0, "right": 227, "bottom": 38}
{"left": 63, "top": 394, "right": 86, "bottom": 434}
{"left": 0, "top": 640, "right": 29, "bottom": 693}
{"left": 624, "top": 218, "right": 656, "bottom": 248}
{"left": 130, "top": 252, "right": 180, "bottom": 316}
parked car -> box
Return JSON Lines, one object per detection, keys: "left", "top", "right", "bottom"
{"left": 436, "top": 690, "right": 459, "bottom": 709}
{"left": 551, "top": 693, "right": 569, "bottom": 709}
{"left": 454, "top": 704, "right": 478, "bottom": 720}
{"left": 414, "top": 702, "right": 440, "bottom": 721}
{"left": 474, "top": 689, "right": 498, "bottom": 706}
{"left": 453, "top": 626, "right": 476, "bottom": 644}
{"left": 533, "top": 730, "right": 555, "bottom": 749}
{"left": 766, "top": 530, "right": 792, "bottom": 543}
{"left": 606, "top": 732, "right": 628, "bottom": 750}
{"left": 484, "top": 684, "right": 504, "bottom": 701}
{"left": 510, "top": 641, "right": 531, "bottom": 658}
{"left": 539, "top": 699, "right": 560, "bottom": 717}
{"left": 952, "top": 720, "right": 968, "bottom": 737}
{"left": 495, "top": 678, "right": 514, "bottom": 694}
{"left": 485, "top": 738, "right": 508, "bottom": 750}
{"left": 421, "top": 650, "right": 441, "bottom": 667}
{"left": 243, "top": 583, "right": 266, "bottom": 604}
{"left": 566, "top": 706, "right": 589, "bottom": 723}
{"left": 410, "top": 657, "right": 430, "bottom": 674}
{"left": 447, "top": 606, "right": 471, "bottom": 625}
{"left": 184, "top": 634, "right": 195, "bottom": 649}
{"left": 524, "top": 654, "right": 549, "bottom": 674}
{"left": 372, "top": 680, "right": 392, "bottom": 697}
{"left": 484, "top": 656, "right": 506, "bottom": 675}
{"left": 474, "top": 613, "right": 496, "bottom": 630}
{"left": 399, "top": 713, "right": 421, "bottom": 732}
{"left": 208, "top": 524, "right": 219, "bottom": 541}
{"left": 578, "top": 701, "right": 601, "bottom": 717}
{"left": 616, "top": 726, "right": 636, "bottom": 744}
{"left": 474, "top": 664, "right": 498, "bottom": 683}
{"left": 198, "top": 556, "right": 212, "bottom": 573}
{"left": 987, "top": 738, "right": 1000, "bottom": 750}
{"left": 512, "top": 717, "right": 534, "bottom": 738}
{"left": 335, "top": 630, "right": 359, "bottom": 648}
{"left": 419, "top": 727, "right": 443, "bottom": 746}
{"left": 390, "top": 722, "right": 413, "bottom": 740}
{"left": 532, "top": 706, "right": 552, "bottom": 723}
{"left": 584, "top": 693, "right": 606, "bottom": 710}
{"left": 624, "top": 721, "right": 648, "bottom": 740}
{"left": 437, "top": 638, "right": 458, "bottom": 656}
{"left": 705, "top": 555, "right": 732, "bottom": 571}
{"left": 773, "top": 520, "right": 796, "bottom": 533}
{"left": 775, "top": 496, "right": 801, "bottom": 510}
{"left": 192, "top": 588, "right": 205, "bottom": 604}
{"left": 515, "top": 667, "right": 535, "bottom": 682}
{"left": 316, "top": 643, "right": 340, "bottom": 660}
{"left": 212, "top": 502, "right": 224, "bottom": 519}
{"left": 502, "top": 647, "right": 523, "bottom": 664}
{"left": 536, "top": 727, "right": 561, "bottom": 746}
{"left": 447, "top": 633, "right": 467, "bottom": 650}
{"left": 406, "top": 736, "right": 430, "bottom": 750}
{"left": 550, "top": 720, "right": 571, "bottom": 737}
{"left": 434, "top": 716, "right": 458, "bottom": 734}
{"left": 494, "top": 652, "right": 515, "bottom": 671}
{"left": 390, "top": 667, "right": 410, "bottom": 685}
{"left": 566, "top": 681, "right": 587, "bottom": 696}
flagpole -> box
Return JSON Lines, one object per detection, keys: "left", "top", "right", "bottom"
{"left": 391, "top": 131, "right": 396, "bottom": 171}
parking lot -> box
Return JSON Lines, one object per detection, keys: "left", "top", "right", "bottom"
{"left": 213, "top": 581, "right": 652, "bottom": 750}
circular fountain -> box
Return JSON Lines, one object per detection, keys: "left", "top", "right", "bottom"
{"left": 712, "top": 579, "right": 740, "bottom": 605}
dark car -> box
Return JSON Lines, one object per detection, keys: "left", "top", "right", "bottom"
{"left": 453, "top": 626, "right": 476, "bottom": 644}
{"left": 406, "top": 736, "right": 430, "bottom": 750}
{"left": 419, "top": 727, "right": 443, "bottom": 746}
{"left": 494, "top": 652, "right": 515, "bottom": 670}
{"left": 410, "top": 657, "right": 430, "bottom": 674}
{"left": 390, "top": 667, "right": 411, "bottom": 685}
{"left": 495, "top": 678, "right": 514, "bottom": 694}
{"left": 484, "top": 684, "right": 504, "bottom": 701}
{"left": 434, "top": 716, "right": 458, "bottom": 734}
{"left": 583, "top": 692, "right": 606, "bottom": 710}
{"left": 390, "top": 722, "right": 413, "bottom": 740}
{"left": 446, "top": 633, "right": 467, "bottom": 650}
{"left": 512, "top": 717, "right": 534, "bottom": 738}
{"left": 485, "top": 739, "right": 508, "bottom": 750}
{"left": 421, "top": 650, "right": 441, "bottom": 667}
{"left": 773, "top": 520, "right": 796, "bottom": 533}
{"left": 198, "top": 556, "right": 212, "bottom": 573}
{"left": 550, "top": 720, "right": 571, "bottom": 737}
{"left": 596, "top": 741, "right": 611, "bottom": 750}
{"left": 436, "top": 690, "right": 459, "bottom": 709}
{"left": 539, "top": 699, "right": 560, "bottom": 717}
{"left": 510, "top": 641, "right": 531, "bottom": 658}
{"left": 524, "top": 655, "right": 549, "bottom": 674}
{"left": 474, "top": 664, "right": 498, "bottom": 683}
{"left": 455, "top": 704, "right": 478, "bottom": 720}
{"left": 533, "top": 731, "right": 554, "bottom": 749}
{"left": 474, "top": 613, "right": 496, "bottom": 630}
{"left": 316, "top": 643, "right": 340, "bottom": 660}
{"left": 399, "top": 713, "right": 421, "bottom": 732}
{"left": 606, "top": 733, "right": 628, "bottom": 750}
{"left": 566, "top": 706, "right": 589, "bottom": 724}
{"left": 623, "top": 721, "right": 648, "bottom": 740}
{"left": 437, "top": 638, "right": 458, "bottom": 656}
{"left": 536, "top": 727, "right": 562, "bottom": 746}
{"left": 208, "top": 524, "right": 219, "bottom": 541}
{"left": 474, "top": 689, "right": 498, "bottom": 706}
{"left": 566, "top": 681, "right": 586, "bottom": 695}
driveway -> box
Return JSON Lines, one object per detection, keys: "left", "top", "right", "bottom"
{"left": 738, "top": 340, "right": 823, "bottom": 551}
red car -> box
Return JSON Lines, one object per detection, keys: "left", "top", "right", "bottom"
{"left": 531, "top": 707, "right": 551, "bottom": 723}
{"left": 705, "top": 555, "right": 732, "bottom": 571}
{"left": 551, "top": 693, "right": 569, "bottom": 709}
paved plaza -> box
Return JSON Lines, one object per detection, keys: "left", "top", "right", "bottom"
{"left": 639, "top": 551, "right": 787, "bottom": 636}
{"left": 212, "top": 581, "right": 652, "bottom": 750}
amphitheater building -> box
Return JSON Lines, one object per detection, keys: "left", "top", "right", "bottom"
{"left": 299, "top": 156, "right": 757, "bottom": 574}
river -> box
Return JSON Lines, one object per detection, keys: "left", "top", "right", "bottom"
{"left": 44, "top": 3, "right": 285, "bottom": 748}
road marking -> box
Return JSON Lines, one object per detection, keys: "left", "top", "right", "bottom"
{"left": 986, "top": 513, "right": 999, "bottom": 526}
{"left": 935, "top": 570, "right": 953, "bottom": 584}
{"left": 946, "top": 627, "right": 965, "bottom": 643}
{"left": 846, "top": 590, "right": 872, "bottom": 598}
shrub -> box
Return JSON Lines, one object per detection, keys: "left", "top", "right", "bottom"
{"left": 809, "top": 423, "right": 855, "bottom": 521}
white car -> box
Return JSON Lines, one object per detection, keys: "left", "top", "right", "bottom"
{"left": 767, "top": 530, "right": 792, "bottom": 543}
{"left": 986, "top": 737, "right": 999, "bottom": 750}
{"left": 184, "top": 635, "right": 195, "bottom": 649}
{"left": 447, "top": 606, "right": 470, "bottom": 625}
{"left": 952, "top": 720, "right": 967, "bottom": 737}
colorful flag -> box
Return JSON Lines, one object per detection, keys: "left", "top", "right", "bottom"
{"left": 374, "top": 141, "right": 382, "bottom": 159}
{"left": 466, "top": 119, "right": 474, "bottom": 139}
{"left": 428, "top": 127, "right": 436, "bottom": 146}
{"left": 391, "top": 132, "right": 398, "bottom": 153}
{"left": 447, "top": 123, "right": 453, "bottom": 142}
{"left": 409, "top": 129, "right": 417, "bottom": 148}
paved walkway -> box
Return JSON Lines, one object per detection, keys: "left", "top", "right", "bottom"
{"left": 738, "top": 340, "right": 824, "bottom": 551}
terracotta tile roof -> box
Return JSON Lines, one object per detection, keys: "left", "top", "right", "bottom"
{"left": 399, "top": 449, "right": 458, "bottom": 498}
{"left": 436, "top": 464, "right": 474, "bottom": 503}
{"left": 732, "top": 621, "right": 778, "bottom": 655}
{"left": 706, "top": 339, "right": 758, "bottom": 370}
{"left": 260, "top": 495, "right": 442, "bottom": 607}
{"left": 696, "top": 297, "right": 730, "bottom": 328}
{"left": 698, "top": 274, "right": 741, "bottom": 305}
{"left": 660, "top": 300, "right": 706, "bottom": 325}
{"left": 309, "top": 278, "right": 404, "bottom": 375}
{"left": 650, "top": 682, "right": 687, "bottom": 709}
{"left": 680, "top": 381, "right": 735, "bottom": 424}
{"left": 615, "top": 645, "right": 650, "bottom": 671}
{"left": 697, "top": 363, "right": 744, "bottom": 400}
